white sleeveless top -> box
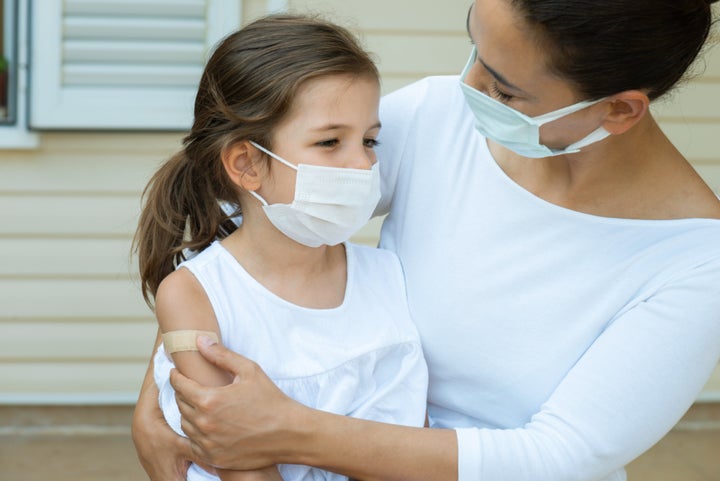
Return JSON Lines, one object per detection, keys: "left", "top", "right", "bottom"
{"left": 154, "top": 241, "right": 428, "bottom": 481}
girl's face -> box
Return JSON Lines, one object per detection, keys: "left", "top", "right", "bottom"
{"left": 466, "top": 0, "right": 606, "bottom": 150}
{"left": 260, "top": 74, "right": 381, "bottom": 204}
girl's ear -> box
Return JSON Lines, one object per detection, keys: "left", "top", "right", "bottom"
{"left": 221, "top": 141, "right": 265, "bottom": 191}
{"left": 601, "top": 90, "right": 650, "bottom": 135}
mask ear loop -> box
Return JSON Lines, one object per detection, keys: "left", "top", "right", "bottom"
{"left": 249, "top": 141, "right": 298, "bottom": 171}
{"left": 248, "top": 190, "right": 269, "bottom": 206}
{"left": 247, "top": 141, "right": 300, "bottom": 206}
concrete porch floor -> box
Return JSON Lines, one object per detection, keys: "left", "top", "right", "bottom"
{"left": 0, "top": 404, "right": 718, "bottom": 481}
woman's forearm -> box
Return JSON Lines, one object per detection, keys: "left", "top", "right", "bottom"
{"left": 132, "top": 329, "right": 163, "bottom": 444}
{"left": 172, "top": 338, "right": 457, "bottom": 481}
{"left": 296, "top": 409, "right": 458, "bottom": 481}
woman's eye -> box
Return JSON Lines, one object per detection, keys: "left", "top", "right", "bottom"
{"left": 363, "top": 138, "right": 380, "bottom": 148}
{"left": 316, "top": 139, "right": 339, "bottom": 147}
{"left": 490, "top": 82, "right": 514, "bottom": 103}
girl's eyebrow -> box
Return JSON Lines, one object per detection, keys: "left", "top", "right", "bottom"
{"left": 310, "top": 121, "right": 382, "bottom": 132}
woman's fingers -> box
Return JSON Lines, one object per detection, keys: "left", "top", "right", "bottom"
{"left": 168, "top": 342, "right": 301, "bottom": 470}
{"left": 196, "top": 334, "right": 256, "bottom": 379}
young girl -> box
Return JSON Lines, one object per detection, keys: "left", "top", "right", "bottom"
{"left": 133, "top": 14, "right": 427, "bottom": 481}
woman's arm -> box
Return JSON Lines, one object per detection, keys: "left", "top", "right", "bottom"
{"left": 176, "top": 255, "right": 720, "bottom": 481}
{"left": 132, "top": 329, "right": 198, "bottom": 481}
{"left": 171, "top": 336, "right": 458, "bottom": 481}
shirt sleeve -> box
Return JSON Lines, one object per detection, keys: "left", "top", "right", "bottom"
{"left": 456, "top": 255, "right": 720, "bottom": 481}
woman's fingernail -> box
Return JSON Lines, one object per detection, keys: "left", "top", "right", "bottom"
{"left": 197, "top": 335, "right": 218, "bottom": 347}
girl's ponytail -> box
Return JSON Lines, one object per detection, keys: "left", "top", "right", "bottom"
{"left": 133, "top": 149, "right": 235, "bottom": 307}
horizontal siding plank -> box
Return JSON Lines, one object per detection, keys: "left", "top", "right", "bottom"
{"left": 0, "top": 279, "right": 149, "bottom": 318}
{"left": 381, "top": 75, "right": 427, "bottom": 95}
{"left": 0, "top": 322, "right": 156, "bottom": 361}
{"left": 0, "top": 195, "right": 140, "bottom": 236}
{"left": 652, "top": 82, "right": 720, "bottom": 121}
{"left": 693, "top": 164, "right": 720, "bottom": 195}
{"left": 17, "top": 132, "right": 183, "bottom": 154}
{"left": 292, "top": 0, "right": 469, "bottom": 32}
{"left": 659, "top": 122, "right": 720, "bottom": 164}
{"left": 0, "top": 362, "right": 148, "bottom": 400}
{"left": 0, "top": 135, "right": 179, "bottom": 193}
{"left": 366, "top": 33, "right": 468, "bottom": 76}
{"left": 696, "top": 40, "right": 720, "bottom": 77}
{"left": 0, "top": 239, "right": 137, "bottom": 276}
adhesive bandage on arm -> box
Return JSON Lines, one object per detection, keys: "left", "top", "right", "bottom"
{"left": 162, "top": 330, "right": 220, "bottom": 354}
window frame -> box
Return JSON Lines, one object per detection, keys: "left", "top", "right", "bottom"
{"left": 0, "top": 0, "right": 289, "bottom": 149}
{"left": 28, "top": 0, "right": 241, "bottom": 131}
{"left": 0, "top": 0, "right": 38, "bottom": 149}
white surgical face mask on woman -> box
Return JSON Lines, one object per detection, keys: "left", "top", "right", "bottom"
{"left": 248, "top": 141, "right": 381, "bottom": 248}
{"left": 459, "top": 47, "right": 610, "bottom": 158}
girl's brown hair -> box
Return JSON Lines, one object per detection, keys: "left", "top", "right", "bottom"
{"left": 133, "top": 14, "right": 379, "bottom": 306}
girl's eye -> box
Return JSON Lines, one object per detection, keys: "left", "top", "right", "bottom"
{"left": 316, "top": 139, "right": 339, "bottom": 147}
{"left": 363, "top": 138, "right": 380, "bottom": 148}
{"left": 490, "top": 82, "right": 514, "bottom": 103}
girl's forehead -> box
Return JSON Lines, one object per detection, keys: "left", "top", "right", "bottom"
{"left": 276, "top": 75, "right": 380, "bottom": 134}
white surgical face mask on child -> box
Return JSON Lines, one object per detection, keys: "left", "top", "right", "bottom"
{"left": 248, "top": 141, "right": 381, "bottom": 248}
{"left": 459, "top": 47, "right": 610, "bottom": 158}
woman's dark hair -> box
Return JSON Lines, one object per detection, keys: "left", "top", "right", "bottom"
{"left": 133, "top": 14, "right": 379, "bottom": 306}
{"left": 511, "top": 0, "right": 718, "bottom": 100}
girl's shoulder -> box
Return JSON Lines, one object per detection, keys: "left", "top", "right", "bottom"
{"left": 155, "top": 266, "right": 215, "bottom": 333}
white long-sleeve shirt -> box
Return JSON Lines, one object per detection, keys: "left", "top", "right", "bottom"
{"left": 375, "top": 75, "right": 720, "bottom": 481}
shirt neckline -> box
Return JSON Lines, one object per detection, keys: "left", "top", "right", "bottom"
{"left": 212, "top": 240, "right": 354, "bottom": 313}
{"left": 476, "top": 134, "right": 720, "bottom": 228}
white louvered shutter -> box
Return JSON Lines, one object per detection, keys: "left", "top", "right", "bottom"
{"left": 29, "top": 0, "right": 241, "bottom": 130}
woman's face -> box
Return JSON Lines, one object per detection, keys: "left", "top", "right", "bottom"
{"left": 465, "top": 0, "right": 606, "bottom": 150}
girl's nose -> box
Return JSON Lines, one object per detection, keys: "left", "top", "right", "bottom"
{"left": 348, "top": 146, "right": 375, "bottom": 170}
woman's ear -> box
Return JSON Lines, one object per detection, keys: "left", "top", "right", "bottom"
{"left": 601, "top": 90, "right": 650, "bottom": 135}
{"left": 221, "top": 141, "right": 265, "bottom": 191}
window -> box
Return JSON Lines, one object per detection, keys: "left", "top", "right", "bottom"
{"left": 0, "top": 0, "right": 244, "bottom": 147}
{"left": 0, "top": 0, "right": 36, "bottom": 147}
{"left": 30, "top": 0, "right": 241, "bottom": 130}
{"left": 1, "top": 0, "right": 12, "bottom": 123}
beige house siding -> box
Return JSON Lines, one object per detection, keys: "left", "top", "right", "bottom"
{"left": 0, "top": 1, "right": 718, "bottom": 403}
{"left": 0, "top": 133, "right": 179, "bottom": 402}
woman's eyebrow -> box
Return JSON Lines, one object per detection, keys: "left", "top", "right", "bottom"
{"left": 465, "top": 3, "right": 532, "bottom": 97}
{"left": 478, "top": 58, "right": 524, "bottom": 93}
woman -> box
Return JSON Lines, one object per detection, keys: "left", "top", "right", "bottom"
{"left": 133, "top": 1, "right": 720, "bottom": 480}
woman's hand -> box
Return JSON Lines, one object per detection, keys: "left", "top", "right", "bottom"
{"left": 132, "top": 395, "right": 197, "bottom": 481}
{"left": 132, "top": 330, "right": 217, "bottom": 481}
{"left": 170, "top": 335, "right": 309, "bottom": 470}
